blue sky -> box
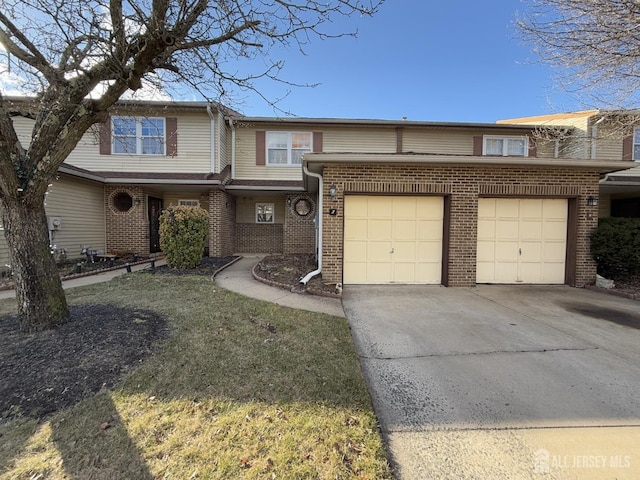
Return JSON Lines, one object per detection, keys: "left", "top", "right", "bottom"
{"left": 237, "top": 1, "right": 583, "bottom": 122}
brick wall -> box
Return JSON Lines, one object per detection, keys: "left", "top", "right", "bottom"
{"left": 209, "top": 189, "right": 236, "bottom": 257}
{"left": 321, "top": 164, "right": 600, "bottom": 287}
{"left": 105, "top": 186, "right": 149, "bottom": 255}
{"left": 235, "top": 223, "right": 284, "bottom": 253}
{"left": 283, "top": 194, "right": 316, "bottom": 254}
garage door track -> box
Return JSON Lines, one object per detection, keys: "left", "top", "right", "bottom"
{"left": 343, "top": 285, "right": 640, "bottom": 479}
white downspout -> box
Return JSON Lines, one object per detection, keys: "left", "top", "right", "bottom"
{"left": 300, "top": 163, "right": 322, "bottom": 285}
{"left": 206, "top": 104, "right": 216, "bottom": 172}
{"left": 591, "top": 116, "right": 605, "bottom": 159}
{"left": 227, "top": 117, "right": 236, "bottom": 179}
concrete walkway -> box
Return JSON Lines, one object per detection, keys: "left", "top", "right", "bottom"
{"left": 0, "top": 259, "right": 165, "bottom": 301}
{"left": 214, "top": 255, "right": 345, "bottom": 318}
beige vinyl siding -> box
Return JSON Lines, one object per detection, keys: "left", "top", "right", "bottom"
{"left": 322, "top": 127, "right": 396, "bottom": 153}
{"left": 594, "top": 122, "right": 624, "bottom": 160}
{"left": 499, "top": 114, "right": 591, "bottom": 159}
{"left": 236, "top": 196, "right": 286, "bottom": 225}
{"left": 162, "top": 193, "right": 210, "bottom": 212}
{"left": 610, "top": 164, "right": 640, "bottom": 177}
{"left": 598, "top": 194, "right": 611, "bottom": 218}
{"left": 234, "top": 127, "right": 303, "bottom": 181}
{"left": 402, "top": 129, "right": 473, "bottom": 155}
{"left": 45, "top": 174, "right": 106, "bottom": 259}
{"left": 70, "top": 112, "right": 212, "bottom": 173}
{"left": 218, "top": 111, "right": 229, "bottom": 172}
{"left": 13, "top": 109, "right": 215, "bottom": 173}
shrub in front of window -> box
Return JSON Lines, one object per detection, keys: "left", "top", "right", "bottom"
{"left": 591, "top": 217, "right": 640, "bottom": 280}
{"left": 159, "top": 205, "right": 208, "bottom": 269}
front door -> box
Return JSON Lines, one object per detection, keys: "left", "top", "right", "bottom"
{"left": 148, "top": 196, "right": 163, "bottom": 253}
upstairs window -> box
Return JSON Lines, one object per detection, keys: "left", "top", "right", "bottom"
{"left": 633, "top": 128, "right": 640, "bottom": 161}
{"left": 266, "top": 132, "right": 312, "bottom": 165}
{"left": 483, "top": 135, "right": 529, "bottom": 157}
{"left": 112, "top": 117, "right": 165, "bottom": 155}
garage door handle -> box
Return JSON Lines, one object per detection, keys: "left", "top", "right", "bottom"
{"left": 390, "top": 248, "right": 394, "bottom": 254}
{"left": 519, "top": 248, "right": 522, "bottom": 255}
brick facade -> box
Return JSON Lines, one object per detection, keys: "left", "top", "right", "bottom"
{"left": 235, "top": 223, "right": 284, "bottom": 253}
{"left": 321, "top": 164, "right": 600, "bottom": 287}
{"left": 105, "top": 185, "right": 149, "bottom": 255}
{"left": 209, "top": 189, "right": 236, "bottom": 257}
{"left": 283, "top": 194, "right": 316, "bottom": 254}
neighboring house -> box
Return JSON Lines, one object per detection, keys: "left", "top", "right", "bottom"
{"left": 498, "top": 110, "right": 640, "bottom": 219}
{"left": 0, "top": 98, "right": 634, "bottom": 288}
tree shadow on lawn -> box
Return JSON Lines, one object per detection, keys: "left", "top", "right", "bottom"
{"left": 0, "top": 274, "right": 381, "bottom": 479}
{"left": 0, "top": 303, "right": 168, "bottom": 479}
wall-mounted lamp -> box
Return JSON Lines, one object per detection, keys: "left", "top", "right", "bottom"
{"left": 287, "top": 197, "right": 292, "bottom": 207}
{"left": 135, "top": 197, "right": 142, "bottom": 205}
{"left": 328, "top": 184, "right": 337, "bottom": 200}
{"left": 586, "top": 196, "right": 599, "bottom": 206}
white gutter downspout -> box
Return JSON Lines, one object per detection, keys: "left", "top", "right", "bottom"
{"left": 591, "top": 116, "right": 605, "bottom": 159}
{"left": 300, "top": 163, "right": 322, "bottom": 285}
{"left": 206, "top": 104, "right": 216, "bottom": 172}
{"left": 227, "top": 117, "right": 236, "bottom": 179}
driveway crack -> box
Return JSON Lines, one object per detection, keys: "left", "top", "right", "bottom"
{"left": 360, "top": 346, "right": 599, "bottom": 360}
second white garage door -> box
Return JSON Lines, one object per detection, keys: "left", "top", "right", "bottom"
{"left": 476, "top": 198, "right": 568, "bottom": 284}
{"left": 343, "top": 196, "right": 443, "bottom": 284}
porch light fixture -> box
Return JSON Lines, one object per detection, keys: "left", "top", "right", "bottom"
{"left": 586, "top": 196, "right": 598, "bottom": 206}
{"left": 134, "top": 197, "right": 142, "bottom": 205}
{"left": 328, "top": 184, "right": 337, "bottom": 200}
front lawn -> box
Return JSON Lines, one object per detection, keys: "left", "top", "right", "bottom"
{"left": 0, "top": 272, "right": 391, "bottom": 479}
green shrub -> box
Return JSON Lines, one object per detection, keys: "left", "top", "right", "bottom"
{"left": 591, "top": 217, "right": 640, "bottom": 280}
{"left": 159, "top": 205, "right": 209, "bottom": 269}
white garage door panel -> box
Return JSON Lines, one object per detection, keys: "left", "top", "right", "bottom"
{"left": 477, "top": 198, "right": 567, "bottom": 284}
{"left": 344, "top": 196, "right": 443, "bottom": 284}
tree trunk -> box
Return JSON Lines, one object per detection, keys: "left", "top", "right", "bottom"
{"left": 2, "top": 197, "right": 69, "bottom": 331}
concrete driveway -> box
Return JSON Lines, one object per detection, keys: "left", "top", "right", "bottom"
{"left": 343, "top": 285, "right": 640, "bottom": 479}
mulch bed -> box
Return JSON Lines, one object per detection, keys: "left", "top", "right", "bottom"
{"left": 253, "top": 254, "right": 341, "bottom": 298}
{"left": 0, "top": 256, "right": 239, "bottom": 424}
{"left": 0, "top": 304, "right": 169, "bottom": 423}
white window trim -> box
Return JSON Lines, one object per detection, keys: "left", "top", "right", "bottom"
{"left": 256, "top": 203, "right": 275, "bottom": 224}
{"left": 633, "top": 128, "right": 640, "bottom": 161}
{"left": 483, "top": 135, "right": 529, "bottom": 157}
{"left": 112, "top": 116, "right": 166, "bottom": 156}
{"left": 266, "top": 131, "right": 312, "bottom": 166}
{"left": 178, "top": 199, "right": 200, "bottom": 207}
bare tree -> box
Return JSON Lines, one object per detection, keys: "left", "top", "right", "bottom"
{"left": 517, "top": 0, "right": 640, "bottom": 108}
{"left": 0, "top": 0, "right": 383, "bottom": 331}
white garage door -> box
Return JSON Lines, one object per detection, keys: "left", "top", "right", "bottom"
{"left": 477, "top": 198, "right": 568, "bottom": 284}
{"left": 343, "top": 196, "right": 443, "bottom": 284}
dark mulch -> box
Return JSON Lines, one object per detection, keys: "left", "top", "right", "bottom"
{"left": 253, "top": 254, "right": 341, "bottom": 297}
{"left": 152, "top": 255, "right": 239, "bottom": 276}
{"left": 0, "top": 256, "right": 241, "bottom": 423}
{"left": 0, "top": 304, "right": 169, "bottom": 423}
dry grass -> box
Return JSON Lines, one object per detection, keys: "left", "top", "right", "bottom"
{"left": 0, "top": 273, "right": 391, "bottom": 479}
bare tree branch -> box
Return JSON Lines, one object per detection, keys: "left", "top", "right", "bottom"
{"left": 518, "top": 0, "right": 640, "bottom": 108}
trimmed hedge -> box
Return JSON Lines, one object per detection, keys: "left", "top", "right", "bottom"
{"left": 159, "top": 205, "right": 209, "bottom": 269}
{"left": 591, "top": 217, "right": 640, "bottom": 280}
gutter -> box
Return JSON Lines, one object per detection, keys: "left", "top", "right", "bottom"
{"left": 227, "top": 117, "right": 236, "bottom": 180}
{"left": 300, "top": 163, "right": 323, "bottom": 285}
{"left": 206, "top": 104, "right": 216, "bottom": 172}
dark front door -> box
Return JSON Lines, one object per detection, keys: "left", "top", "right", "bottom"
{"left": 148, "top": 196, "right": 163, "bottom": 253}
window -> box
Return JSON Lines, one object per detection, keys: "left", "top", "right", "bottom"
{"left": 256, "top": 203, "right": 274, "bottom": 223}
{"left": 633, "top": 128, "right": 640, "bottom": 161}
{"left": 483, "top": 136, "right": 529, "bottom": 157}
{"left": 112, "top": 117, "right": 165, "bottom": 155}
{"left": 178, "top": 199, "right": 200, "bottom": 207}
{"left": 267, "top": 132, "right": 312, "bottom": 165}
